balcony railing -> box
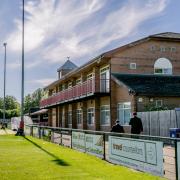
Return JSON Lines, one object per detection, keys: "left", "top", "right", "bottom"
{"left": 40, "top": 79, "right": 110, "bottom": 108}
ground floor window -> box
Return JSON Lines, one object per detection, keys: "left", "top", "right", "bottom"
{"left": 87, "top": 108, "right": 95, "bottom": 125}
{"left": 68, "top": 111, "right": 72, "bottom": 125}
{"left": 117, "top": 102, "right": 131, "bottom": 125}
{"left": 77, "top": 109, "right": 82, "bottom": 124}
{"left": 100, "top": 105, "right": 110, "bottom": 125}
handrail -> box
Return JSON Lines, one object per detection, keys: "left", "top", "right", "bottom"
{"left": 40, "top": 78, "right": 110, "bottom": 108}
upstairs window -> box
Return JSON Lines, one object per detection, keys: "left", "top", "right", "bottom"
{"left": 100, "top": 66, "right": 110, "bottom": 92}
{"left": 129, "top": 63, "right": 136, "bottom": 70}
{"left": 154, "top": 58, "right": 172, "bottom": 75}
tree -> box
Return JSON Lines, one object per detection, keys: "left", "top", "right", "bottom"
{"left": 0, "top": 95, "right": 20, "bottom": 119}
{"left": 24, "top": 88, "right": 45, "bottom": 113}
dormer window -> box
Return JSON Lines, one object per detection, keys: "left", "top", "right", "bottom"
{"left": 154, "top": 58, "right": 172, "bottom": 75}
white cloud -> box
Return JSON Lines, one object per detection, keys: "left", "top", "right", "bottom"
{"left": 6, "top": 0, "right": 168, "bottom": 66}
{"left": 28, "top": 78, "right": 56, "bottom": 86}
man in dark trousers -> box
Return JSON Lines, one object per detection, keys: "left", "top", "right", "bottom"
{"left": 111, "top": 120, "right": 124, "bottom": 133}
{"left": 129, "top": 112, "right": 143, "bottom": 134}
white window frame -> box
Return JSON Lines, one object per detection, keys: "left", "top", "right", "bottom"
{"left": 160, "top": 46, "right": 166, "bottom": 52}
{"left": 100, "top": 105, "right": 110, "bottom": 125}
{"left": 117, "top": 102, "right": 131, "bottom": 125}
{"left": 87, "top": 107, "right": 95, "bottom": 125}
{"left": 156, "top": 100, "right": 163, "bottom": 107}
{"left": 154, "top": 58, "right": 172, "bottom": 75}
{"left": 129, "top": 63, "right": 136, "bottom": 70}
{"left": 171, "top": 47, "right": 176, "bottom": 52}
{"left": 76, "top": 109, "right": 82, "bottom": 124}
{"left": 100, "top": 66, "right": 110, "bottom": 92}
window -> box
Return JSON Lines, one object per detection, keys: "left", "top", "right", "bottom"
{"left": 160, "top": 46, "right": 166, "bottom": 52}
{"left": 68, "top": 111, "right": 72, "bottom": 125}
{"left": 156, "top": 100, "right": 163, "bottom": 107}
{"left": 100, "top": 105, "right": 110, "bottom": 125}
{"left": 100, "top": 66, "right": 110, "bottom": 92}
{"left": 129, "top": 63, "right": 136, "bottom": 70}
{"left": 117, "top": 102, "right": 131, "bottom": 125}
{"left": 154, "top": 58, "right": 172, "bottom": 75}
{"left": 138, "top": 97, "right": 143, "bottom": 102}
{"left": 150, "top": 45, "right": 156, "bottom": 51}
{"left": 87, "top": 108, "right": 95, "bottom": 125}
{"left": 171, "top": 47, "right": 176, "bottom": 52}
{"left": 77, "top": 109, "right": 82, "bottom": 124}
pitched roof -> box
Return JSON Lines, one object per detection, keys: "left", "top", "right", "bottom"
{"left": 150, "top": 32, "right": 180, "bottom": 39}
{"left": 57, "top": 60, "right": 77, "bottom": 72}
{"left": 112, "top": 73, "right": 180, "bottom": 97}
{"left": 45, "top": 32, "right": 180, "bottom": 89}
{"left": 30, "top": 109, "right": 48, "bottom": 116}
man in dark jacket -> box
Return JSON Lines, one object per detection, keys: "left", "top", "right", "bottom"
{"left": 129, "top": 112, "right": 143, "bottom": 134}
{"left": 111, "top": 120, "right": 124, "bottom": 133}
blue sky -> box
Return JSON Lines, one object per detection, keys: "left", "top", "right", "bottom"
{"left": 0, "top": 0, "right": 180, "bottom": 101}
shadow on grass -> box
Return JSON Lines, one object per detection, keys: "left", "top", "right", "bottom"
{"left": 23, "top": 136, "right": 70, "bottom": 166}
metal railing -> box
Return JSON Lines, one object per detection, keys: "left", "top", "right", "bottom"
{"left": 25, "top": 124, "right": 180, "bottom": 180}
{"left": 40, "top": 79, "right": 110, "bottom": 108}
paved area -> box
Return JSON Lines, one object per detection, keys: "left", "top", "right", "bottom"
{"left": 0, "top": 129, "right": 15, "bottom": 135}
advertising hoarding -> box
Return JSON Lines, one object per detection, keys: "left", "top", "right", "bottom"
{"left": 109, "top": 136, "right": 164, "bottom": 176}
{"left": 52, "top": 132, "right": 61, "bottom": 144}
{"left": 62, "top": 134, "right": 71, "bottom": 147}
{"left": 24, "top": 126, "right": 31, "bottom": 135}
{"left": 72, "top": 131, "right": 85, "bottom": 152}
{"left": 85, "top": 134, "right": 104, "bottom": 158}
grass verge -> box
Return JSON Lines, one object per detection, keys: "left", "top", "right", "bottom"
{"left": 0, "top": 135, "right": 163, "bottom": 180}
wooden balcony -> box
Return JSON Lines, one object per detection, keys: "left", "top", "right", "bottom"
{"left": 40, "top": 79, "right": 109, "bottom": 108}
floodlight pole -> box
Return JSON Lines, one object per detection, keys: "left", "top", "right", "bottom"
{"left": 21, "top": 0, "right": 25, "bottom": 126}
{"left": 3, "top": 43, "right": 7, "bottom": 124}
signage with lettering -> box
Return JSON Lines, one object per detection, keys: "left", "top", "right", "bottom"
{"left": 85, "top": 134, "right": 104, "bottom": 158}
{"left": 177, "top": 142, "right": 180, "bottom": 180}
{"left": 72, "top": 131, "right": 85, "bottom": 152}
{"left": 109, "top": 136, "right": 163, "bottom": 176}
{"left": 33, "top": 127, "right": 39, "bottom": 137}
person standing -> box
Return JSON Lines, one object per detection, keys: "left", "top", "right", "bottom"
{"left": 111, "top": 120, "right": 124, "bottom": 133}
{"left": 129, "top": 112, "right": 143, "bottom": 134}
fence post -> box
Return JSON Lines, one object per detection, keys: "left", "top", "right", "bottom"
{"left": 103, "top": 133, "right": 106, "bottom": 160}
{"left": 31, "top": 126, "right": 33, "bottom": 136}
{"left": 71, "top": 129, "right": 72, "bottom": 149}
{"left": 175, "top": 139, "right": 178, "bottom": 180}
